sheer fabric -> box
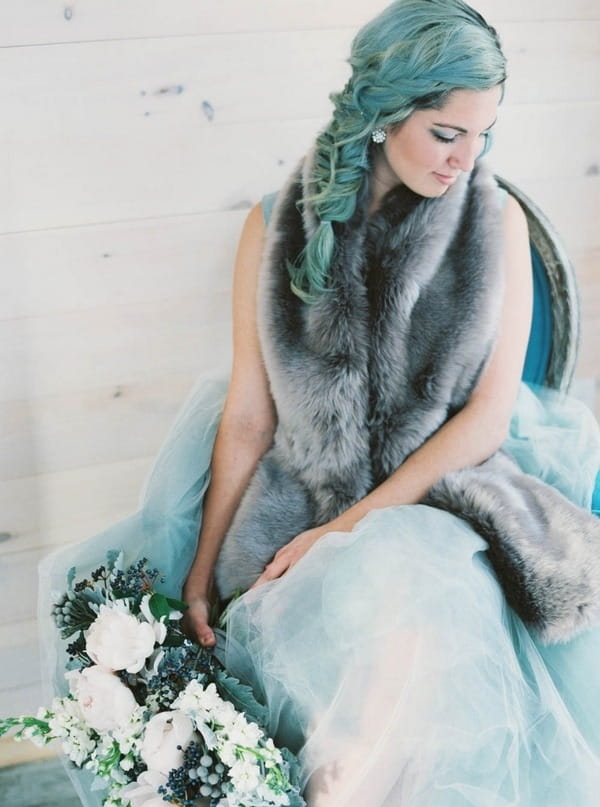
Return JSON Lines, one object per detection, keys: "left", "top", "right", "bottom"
{"left": 39, "top": 377, "right": 600, "bottom": 806}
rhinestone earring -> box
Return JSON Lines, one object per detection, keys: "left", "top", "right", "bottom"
{"left": 371, "top": 128, "right": 386, "bottom": 144}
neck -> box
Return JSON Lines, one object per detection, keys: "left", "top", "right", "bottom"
{"left": 369, "top": 150, "right": 402, "bottom": 215}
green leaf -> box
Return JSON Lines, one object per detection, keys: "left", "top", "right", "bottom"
{"left": 96, "top": 739, "right": 121, "bottom": 778}
{"left": 129, "top": 592, "right": 143, "bottom": 614}
{"left": 0, "top": 716, "right": 52, "bottom": 739}
{"left": 20, "top": 717, "right": 52, "bottom": 733}
{"left": 214, "top": 669, "right": 268, "bottom": 727}
{"left": 161, "top": 632, "right": 185, "bottom": 648}
{"left": 165, "top": 596, "right": 188, "bottom": 612}
{"left": 217, "top": 593, "right": 240, "bottom": 628}
{"left": 281, "top": 746, "right": 304, "bottom": 789}
{"left": 148, "top": 593, "right": 171, "bottom": 621}
{"left": 0, "top": 717, "right": 22, "bottom": 737}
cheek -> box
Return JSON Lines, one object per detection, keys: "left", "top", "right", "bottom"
{"left": 391, "top": 133, "right": 445, "bottom": 171}
{"left": 413, "top": 138, "right": 447, "bottom": 168}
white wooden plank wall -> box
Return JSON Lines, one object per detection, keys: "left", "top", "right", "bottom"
{"left": 1, "top": 0, "right": 599, "bottom": 765}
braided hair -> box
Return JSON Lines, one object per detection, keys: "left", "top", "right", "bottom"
{"left": 290, "top": 0, "right": 506, "bottom": 301}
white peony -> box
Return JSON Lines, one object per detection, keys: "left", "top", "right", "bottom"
{"left": 120, "top": 770, "right": 170, "bottom": 807}
{"left": 141, "top": 710, "right": 195, "bottom": 775}
{"left": 67, "top": 665, "right": 137, "bottom": 732}
{"left": 86, "top": 603, "right": 157, "bottom": 673}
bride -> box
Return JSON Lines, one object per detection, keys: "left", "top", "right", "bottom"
{"left": 42, "top": 1, "right": 600, "bottom": 805}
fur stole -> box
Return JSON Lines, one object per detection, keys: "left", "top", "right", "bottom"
{"left": 215, "top": 156, "right": 600, "bottom": 643}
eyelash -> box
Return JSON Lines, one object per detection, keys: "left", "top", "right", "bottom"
{"left": 432, "top": 131, "right": 457, "bottom": 144}
{"left": 431, "top": 130, "right": 490, "bottom": 144}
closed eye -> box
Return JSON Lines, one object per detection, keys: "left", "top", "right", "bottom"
{"left": 431, "top": 129, "right": 492, "bottom": 145}
{"left": 431, "top": 130, "right": 457, "bottom": 144}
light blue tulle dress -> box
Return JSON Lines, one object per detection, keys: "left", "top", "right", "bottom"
{"left": 39, "top": 373, "right": 600, "bottom": 807}
{"left": 39, "top": 189, "right": 600, "bottom": 806}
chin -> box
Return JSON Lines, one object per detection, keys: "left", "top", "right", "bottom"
{"left": 425, "top": 174, "right": 456, "bottom": 197}
{"left": 401, "top": 174, "right": 452, "bottom": 199}
{"left": 417, "top": 184, "right": 449, "bottom": 199}
{"left": 407, "top": 173, "right": 453, "bottom": 198}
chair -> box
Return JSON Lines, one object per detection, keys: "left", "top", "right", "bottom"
{"left": 496, "top": 175, "right": 599, "bottom": 513}
{"left": 496, "top": 176, "right": 580, "bottom": 392}
{"left": 495, "top": 175, "right": 580, "bottom": 392}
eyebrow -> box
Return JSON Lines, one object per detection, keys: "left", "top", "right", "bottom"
{"left": 432, "top": 117, "right": 498, "bottom": 134}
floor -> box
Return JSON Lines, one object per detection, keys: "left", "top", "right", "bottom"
{"left": 0, "top": 758, "right": 81, "bottom": 807}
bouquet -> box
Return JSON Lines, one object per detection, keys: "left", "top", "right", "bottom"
{"left": 0, "top": 552, "right": 305, "bottom": 807}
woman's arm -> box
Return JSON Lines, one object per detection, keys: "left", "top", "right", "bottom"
{"left": 252, "top": 195, "right": 533, "bottom": 586}
{"left": 183, "top": 203, "right": 275, "bottom": 644}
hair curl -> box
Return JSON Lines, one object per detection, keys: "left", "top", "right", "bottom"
{"left": 289, "top": 0, "right": 506, "bottom": 301}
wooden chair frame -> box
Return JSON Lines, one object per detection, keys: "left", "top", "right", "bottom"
{"left": 495, "top": 175, "right": 580, "bottom": 392}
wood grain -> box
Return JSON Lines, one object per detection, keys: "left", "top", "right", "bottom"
{"left": 2, "top": 22, "right": 598, "bottom": 233}
{"left": 1, "top": 0, "right": 598, "bottom": 47}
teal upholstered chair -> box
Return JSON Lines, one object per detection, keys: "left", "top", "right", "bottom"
{"left": 496, "top": 176, "right": 599, "bottom": 514}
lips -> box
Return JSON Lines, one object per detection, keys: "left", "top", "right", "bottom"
{"left": 432, "top": 172, "right": 458, "bottom": 186}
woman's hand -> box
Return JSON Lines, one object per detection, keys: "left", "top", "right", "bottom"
{"left": 251, "top": 523, "right": 340, "bottom": 589}
{"left": 181, "top": 593, "right": 216, "bottom": 647}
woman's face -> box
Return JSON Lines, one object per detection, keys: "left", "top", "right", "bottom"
{"left": 373, "top": 86, "right": 502, "bottom": 199}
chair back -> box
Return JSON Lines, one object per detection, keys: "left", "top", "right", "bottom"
{"left": 495, "top": 175, "right": 580, "bottom": 392}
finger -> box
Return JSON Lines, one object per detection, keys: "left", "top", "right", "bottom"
{"left": 184, "top": 612, "right": 215, "bottom": 645}
{"left": 193, "top": 619, "right": 216, "bottom": 646}
{"left": 249, "top": 572, "right": 267, "bottom": 590}
{"left": 250, "top": 556, "right": 290, "bottom": 589}
{"left": 198, "top": 627, "right": 216, "bottom": 647}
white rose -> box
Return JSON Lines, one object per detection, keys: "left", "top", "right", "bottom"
{"left": 141, "top": 711, "right": 195, "bottom": 775}
{"left": 67, "top": 665, "right": 137, "bottom": 732}
{"left": 86, "top": 603, "right": 156, "bottom": 673}
{"left": 120, "top": 770, "right": 169, "bottom": 807}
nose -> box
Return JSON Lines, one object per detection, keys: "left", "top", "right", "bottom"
{"left": 448, "top": 138, "right": 480, "bottom": 173}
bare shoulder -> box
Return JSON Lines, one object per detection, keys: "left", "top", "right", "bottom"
{"left": 239, "top": 202, "right": 266, "bottom": 244}
{"left": 502, "top": 194, "right": 529, "bottom": 241}
{"left": 500, "top": 194, "right": 531, "bottom": 288}
{"left": 232, "top": 203, "right": 266, "bottom": 295}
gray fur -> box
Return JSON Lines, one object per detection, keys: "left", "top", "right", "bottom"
{"left": 214, "top": 156, "right": 600, "bottom": 643}
{"left": 427, "top": 453, "right": 600, "bottom": 643}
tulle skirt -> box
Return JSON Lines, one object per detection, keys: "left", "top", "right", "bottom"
{"left": 39, "top": 374, "right": 600, "bottom": 806}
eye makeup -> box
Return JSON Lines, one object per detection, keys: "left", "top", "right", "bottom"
{"left": 430, "top": 124, "right": 494, "bottom": 145}
{"left": 431, "top": 129, "right": 457, "bottom": 143}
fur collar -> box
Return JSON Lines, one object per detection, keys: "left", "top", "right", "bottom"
{"left": 257, "top": 157, "right": 504, "bottom": 515}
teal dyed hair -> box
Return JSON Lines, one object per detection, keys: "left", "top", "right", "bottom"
{"left": 290, "top": 0, "right": 507, "bottom": 301}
